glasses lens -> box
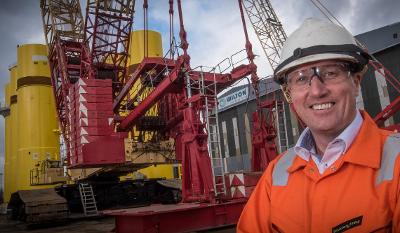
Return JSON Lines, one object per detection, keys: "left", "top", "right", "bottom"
{"left": 317, "top": 63, "right": 348, "bottom": 82}
{"left": 286, "top": 62, "right": 349, "bottom": 89}
{"left": 286, "top": 69, "right": 313, "bottom": 87}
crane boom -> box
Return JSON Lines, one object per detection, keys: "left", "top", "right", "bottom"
{"left": 41, "top": 0, "right": 85, "bottom": 49}
{"left": 40, "top": 0, "right": 85, "bottom": 160}
{"left": 41, "top": 0, "right": 135, "bottom": 164}
{"left": 82, "top": 0, "right": 135, "bottom": 97}
{"left": 242, "top": 0, "right": 286, "bottom": 70}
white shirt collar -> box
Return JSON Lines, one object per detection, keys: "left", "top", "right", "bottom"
{"left": 294, "top": 110, "right": 363, "bottom": 162}
{"left": 334, "top": 110, "right": 363, "bottom": 153}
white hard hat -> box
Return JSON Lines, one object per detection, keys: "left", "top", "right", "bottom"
{"left": 274, "top": 18, "right": 371, "bottom": 84}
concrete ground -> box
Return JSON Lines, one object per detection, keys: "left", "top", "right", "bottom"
{"left": 0, "top": 214, "right": 236, "bottom": 233}
{"left": 0, "top": 215, "right": 115, "bottom": 233}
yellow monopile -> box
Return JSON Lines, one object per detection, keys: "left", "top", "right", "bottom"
{"left": 15, "top": 44, "right": 60, "bottom": 191}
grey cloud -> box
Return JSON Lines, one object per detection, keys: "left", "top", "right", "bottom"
{"left": 349, "top": 0, "right": 400, "bottom": 34}
{"left": 272, "top": 0, "right": 400, "bottom": 36}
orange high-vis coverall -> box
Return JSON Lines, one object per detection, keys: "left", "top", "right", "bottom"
{"left": 237, "top": 112, "right": 400, "bottom": 233}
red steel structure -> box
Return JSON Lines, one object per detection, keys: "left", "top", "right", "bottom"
{"left": 41, "top": 0, "right": 269, "bottom": 231}
{"left": 370, "top": 60, "right": 400, "bottom": 131}
{"left": 82, "top": 0, "right": 134, "bottom": 94}
{"left": 113, "top": 0, "right": 258, "bottom": 203}
{"left": 241, "top": 0, "right": 282, "bottom": 171}
{"left": 106, "top": 0, "right": 263, "bottom": 230}
{"left": 41, "top": 0, "right": 134, "bottom": 166}
{"left": 40, "top": 0, "right": 85, "bottom": 163}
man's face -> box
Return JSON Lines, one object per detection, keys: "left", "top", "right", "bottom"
{"left": 286, "top": 60, "right": 361, "bottom": 136}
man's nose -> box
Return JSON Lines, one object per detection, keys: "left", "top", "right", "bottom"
{"left": 308, "top": 73, "right": 324, "bottom": 86}
{"left": 308, "top": 75, "right": 328, "bottom": 97}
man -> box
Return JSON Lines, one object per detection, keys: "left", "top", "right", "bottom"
{"left": 237, "top": 18, "right": 400, "bottom": 233}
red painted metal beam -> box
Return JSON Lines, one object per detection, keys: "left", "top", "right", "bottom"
{"left": 369, "top": 60, "right": 400, "bottom": 128}
{"left": 117, "top": 57, "right": 185, "bottom": 131}
{"left": 374, "top": 96, "right": 400, "bottom": 126}
{"left": 382, "top": 123, "right": 400, "bottom": 131}
{"left": 105, "top": 200, "right": 246, "bottom": 233}
{"left": 113, "top": 57, "right": 176, "bottom": 111}
{"left": 187, "top": 64, "right": 255, "bottom": 93}
{"left": 116, "top": 60, "right": 254, "bottom": 131}
{"left": 179, "top": 106, "right": 215, "bottom": 202}
{"left": 251, "top": 110, "right": 278, "bottom": 171}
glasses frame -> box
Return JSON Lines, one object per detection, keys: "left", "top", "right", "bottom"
{"left": 284, "top": 62, "right": 352, "bottom": 90}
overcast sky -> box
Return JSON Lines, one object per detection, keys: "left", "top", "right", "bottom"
{"left": 0, "top": 0, "right": 399, "bottom": 173}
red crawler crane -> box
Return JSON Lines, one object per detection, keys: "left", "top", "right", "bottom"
{"left": 106, "top": 1, "right": 274, "bottom": 231}
{"left": 40, "top": 0, "right": 85, "bottom": 163}
{"left": 41, "top": 0, "right": 266, "bottom": 231}
{"left": 41, "top": 0, "right": 134, "bottom": 166}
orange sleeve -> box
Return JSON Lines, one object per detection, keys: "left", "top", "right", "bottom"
{"left": 236, "top": 161, "right": 275, "bottom": 233}
{"left": 393, "top": 198, "right": 400, "bottom": 232}
{"left": 392, "top": 155, "right": 400, "bottom": 232}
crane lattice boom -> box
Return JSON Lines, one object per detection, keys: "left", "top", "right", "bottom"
{"left": 242, "top": 0, "right": 287, "bottom": 70}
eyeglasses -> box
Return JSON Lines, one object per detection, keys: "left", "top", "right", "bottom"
{"left": 285, "top": 62, "right": 351, "bottom": 90}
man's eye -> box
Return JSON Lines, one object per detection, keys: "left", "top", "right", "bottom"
{"left": 295, "top": 75, "right": 308, "bottom": 83}
{"left": 321, "top": 71, "right": 338, "bottom": 78}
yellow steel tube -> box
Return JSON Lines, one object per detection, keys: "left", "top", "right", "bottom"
{"left": 8, "top": 65, "right": 18, "bottom": 197}
{"left": 127, "top": 30, "right": 164, "bottom": 140}
{"left": 126, "top": 31, "right": 180, "bottom": 179}
{"left": 3, "top": 82, "right": 11, "bottom": 202}
{"left": 16, "top": 44, "right": 60, "bottom": 191}
{"left": 128, "top": 30, "right": 163, "bottom": 67}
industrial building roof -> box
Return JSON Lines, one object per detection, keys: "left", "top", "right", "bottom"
{"left": 356, "top": 21, "right": 400, "bottom": 54}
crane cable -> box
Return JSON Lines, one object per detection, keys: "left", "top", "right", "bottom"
{"left": 169, "top": 0, "right": 175, "bottom": 59}
{"left": 309, "top": 0, "right": 378, "bottom": 56}
{"left": 143, "top": 0, "right": 149, "bottom": 58}
{"left": 309, "top": 0, "right": 345, "bottom": 28}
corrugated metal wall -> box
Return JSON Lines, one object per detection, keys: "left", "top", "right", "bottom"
{"left": 373, "top": 44, "right": 400, "bottom": 123}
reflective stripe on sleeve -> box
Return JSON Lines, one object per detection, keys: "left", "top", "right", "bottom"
{"left": 376, "top": 133, "right": 400, "bottom": 185}
{"left": 272, "top": 148, "right": 297, "bottom": 186}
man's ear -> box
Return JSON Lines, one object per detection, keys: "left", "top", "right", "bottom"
{"left": 352, "top": 72, "right": 362, "bottom": 96}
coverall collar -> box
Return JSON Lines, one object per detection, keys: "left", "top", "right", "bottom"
{"left": 342, "top": 111, "right": 382, "bottom": 169}
{"left": 288, "top": 111, "right": 382, "bottom": 173}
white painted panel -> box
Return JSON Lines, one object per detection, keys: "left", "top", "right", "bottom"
{"left": 221, "top": 121, "right": 230, "bottom": 158}
{"left": 232, "top": 117, "right": 241, "bottom": 156}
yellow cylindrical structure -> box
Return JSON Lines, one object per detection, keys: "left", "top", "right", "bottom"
{"left": 16, "top": 44, "right": 60, "bottom": 191}
{"left": 124, "top": 31, "right": 179, "bottom": 180}
{"left": 126, "top": 30, "right": 164, "bottom": 140}
{"left": 127, "top": 30, "right": 163, "bottom": 67}
{"left": 3, "top": 82, "right": 11, "bottom": 202}
{"left": 8, "top": 65, "right": 19, "bottom": 199}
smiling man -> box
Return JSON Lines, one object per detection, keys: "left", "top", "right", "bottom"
{"left": 237, "top": 18, "right": 400, "bottom": 233}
